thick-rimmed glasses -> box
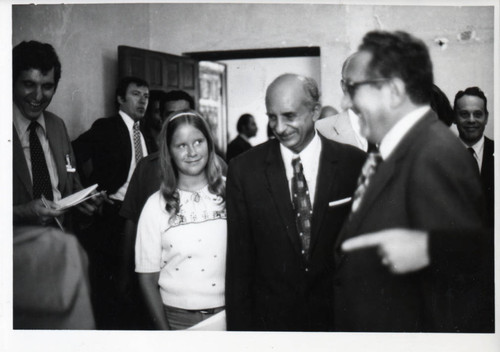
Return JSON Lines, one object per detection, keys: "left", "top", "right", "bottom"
{"left": 341, "top": 78, "right": 389, "bottom": 99}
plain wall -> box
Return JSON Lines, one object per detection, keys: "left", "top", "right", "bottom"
{"left": 12, "top": 3, "right": 495, "bottom": 140}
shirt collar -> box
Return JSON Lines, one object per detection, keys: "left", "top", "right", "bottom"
{"left": 379, "top": 106, "right": 430, "bottom": 160}
{"left": 119, "top": 110, "right": 138, "bottom": 130}
{"left": 239, "top": 134, "right": 251, "bottom": 143}
{"left": 280, "top": 131, "right": 321, "bottom": 167}
{"left": 461, "top": 135, "right": 485, "bottom": 155}
{"left": 13, "top": 102, "right": 47, "bottom": 137}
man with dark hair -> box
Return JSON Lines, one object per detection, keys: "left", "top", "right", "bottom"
{"left": 334, "top": 31, "right": 491, "bottom": 332}
{"left": 226, "top": 73, "right": 365, "bottom": 331}
{"left": 143, "top": 89, "right": 168, "bottom": 151}
{"left": 226, "top": 113, "right": 258, "bottom": 161}
{"left": 453, "top": 87, "right": 494, "bottom": 228}
{"left": 13, "top": 40, "right": 95, "bottom": 329}
{"left": 162, "top": 89, "right": 195, "bottom": 118}
{"left": 72, "top": 76, "right": 154, "bottom": 329}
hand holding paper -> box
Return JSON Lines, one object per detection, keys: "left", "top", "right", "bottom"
{"left": 342, "top": 228, "right": 430, "bottom": 274}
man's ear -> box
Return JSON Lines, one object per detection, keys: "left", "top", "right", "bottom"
{"left": 388, "top": 77, "right": 406, "bottom": 108}
{"left": 311, "top": 103, "right": 321, "bottom": 122}
{"left": 117, "top": 95, "right": 125, "bottom": 106}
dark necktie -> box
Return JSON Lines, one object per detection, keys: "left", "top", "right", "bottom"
{"left": 291, "top": 157, "right": 312, "bottom": 259}
{"left": 351, "top": 151, "right": 382, "bottom": 213}
{"left": 467, "top": 147, "right": 479, "bottom": 170}
{"left": 133, "top": 122, "right": 143, "bottom": 164}
{"left": 29, "top": 121, "right": 53, "bottom": 200}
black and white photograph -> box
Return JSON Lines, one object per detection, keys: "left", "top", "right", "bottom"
{"left": 2, "top": 0, "right": 498, "bottom": 351}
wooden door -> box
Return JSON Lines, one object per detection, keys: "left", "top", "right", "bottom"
{"left": 118, "top": 45, "right": 199, "bottom": 107}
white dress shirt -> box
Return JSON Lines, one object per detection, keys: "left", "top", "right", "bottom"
{"left": 379, "top": 106, "right": 430, "bottom": 160}
{"left": 280, "top": 132, "right": 322, "bottom": 207}
{"left": 110, "top": 110, "right": 148, "bottom": 201}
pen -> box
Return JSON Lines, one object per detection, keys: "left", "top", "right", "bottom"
{"left": 41, "top": 194, "right": 65, "bottom": 232}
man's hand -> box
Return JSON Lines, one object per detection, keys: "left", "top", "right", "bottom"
{"left": 75, "top": 190, "right": 113, "bottom": 216}
{"left": 13, "top": 199, "right": 67, "bottom": 226}
{"left": 342, "top": 228, "right": 430, "bottom": 274}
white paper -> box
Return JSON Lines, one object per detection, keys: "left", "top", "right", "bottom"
{"left": 53, "top": 184, "right": 99, "bottom": 211}
{"left": 187, "top": 310, "right": 226, "bottom": 331}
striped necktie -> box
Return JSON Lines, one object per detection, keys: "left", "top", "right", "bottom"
{"left": 133, "top": 121, "right": 143, "bottom": 164}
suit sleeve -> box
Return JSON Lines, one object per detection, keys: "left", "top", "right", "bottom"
{"left": 408, "top": 142, "right": 484, "bottom": 230}
{"left": 225, "top": 160, "right": 256, "bottom": 330}
{"left": 408, "top": 143, "right": 493, "bottom": 331}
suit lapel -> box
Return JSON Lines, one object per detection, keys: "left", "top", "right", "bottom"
{"left": 482, "top": 137, "right": 494, "bottom": 174}
{"left": 339, "top": 111, "right": 436, "bottom": 241}
{"left": 12, "top": 124, "right": 33, "bottom": 197}
{"left": 45, "top": 114, "right": 68, "bottom": 193}
{"left": 310, "top": 138, "right": 338, "bottom": 254}
{"left": 264, "top": 141, "right": 302, "bottom": 255}
{"left": 116, "top": 114, "right": 133, "bottom": 163}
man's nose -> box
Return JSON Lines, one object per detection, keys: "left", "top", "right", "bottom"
{"left": 33, "top": 85, "right": 43, "bottom": 101}
{"left": 274, "top": 118, "right": 287, "bottom": 134}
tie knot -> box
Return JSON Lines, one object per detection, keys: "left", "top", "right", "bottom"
{"left": 28, "top": 121, "right": 40, "bottom": 132}
{"left": 133, "top": 121, "right": 140, "bottom": 131}
{"left": 368, "top": 151, "right": 382, "bottom": 164}
{"left": 292, "top": 157, "right": 303, "bottom": 174}
{"left": 468, "top": 147, "right": 475, "bottom": 156}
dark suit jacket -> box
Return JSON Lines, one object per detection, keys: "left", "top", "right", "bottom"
{"left": 13, "top": 111, "right": 83, "bottom": 225}
{"left": 226, "top": 136, "right": 365, "bottom": 331}
{"left": 333, "top": 111, "right": 493, "bottom": 332}
{"left": 226, "top": 135, "right": 252, "bottom": 161}
{"left": 72, "top": 114, "right": 156, "bottom": 193}
{"left": 482, "top": 136, "right": 494, "bottom": 227}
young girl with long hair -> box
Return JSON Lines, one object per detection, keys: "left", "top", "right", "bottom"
{"left": 135, "top": 110, "right": 226, "bottom": 330}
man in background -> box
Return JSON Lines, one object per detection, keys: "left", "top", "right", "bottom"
{"left": 143, "top": 89, "right": 168, "bottom": 151}
{"left": 72, "top": 76, "right": 154, "bottom": 329}
{"left": 12, "top": 40, "right": 94, "bottom": 329}
{"left": 226, "top": 73, "right": 365, "bottom": 331}
{"left": 226, "top": 113, "right": 258, "bottom": 161}
{"left": 453, "top": 86, "right": 494, "bottom": 228}
{"left": 335, "top": 30, "right": 491, "bottom": 332}
{"left": 318, "top": 105, "right": 339, "bottom": 120}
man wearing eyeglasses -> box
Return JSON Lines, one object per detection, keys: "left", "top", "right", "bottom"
{"left": 333, "top": 31, "right": 490, "bottom": 332}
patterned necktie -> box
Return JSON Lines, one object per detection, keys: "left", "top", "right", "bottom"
{"left": 350, "top": 151, "right": 382, "bottom": 213}
{"left": 291, "top": 157, "right": 312, "bottom": 259}
{"left": 133, "top": 121, "right": 143, "bottom": 164}
{"left": 29, "top": 121, "right": 53, "bottom": 200}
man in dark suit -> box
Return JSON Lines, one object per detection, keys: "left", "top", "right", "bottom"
{"left": 453, "top": 87, "right": 494, "bottom": 228}
{"left": 226, "top": 113, "right": 258, "bottom": 161}
{"left": 72, "top": 76, "right": 154, "bottom": 329}
{"left": 225, "top": 73, "right": 365, "bottom": 331}
{"left": 12, "top": 40, "right": 95, "bottom": 329}
{"left": 334, "top": 30, "right": 492, "bottom": 332}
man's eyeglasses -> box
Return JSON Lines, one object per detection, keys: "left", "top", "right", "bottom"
{"left": 340, "top": 78, "right": 389, "bottom": 99}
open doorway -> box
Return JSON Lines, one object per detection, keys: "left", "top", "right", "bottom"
{"left": 186, "top": 47, "right": 321, "bottom": 148}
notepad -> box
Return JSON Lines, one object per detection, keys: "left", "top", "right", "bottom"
{"left": 53, "top": 184, "right": 99, "bottom": 211}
